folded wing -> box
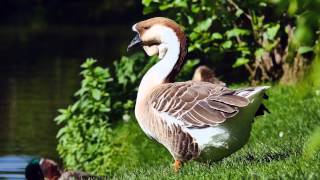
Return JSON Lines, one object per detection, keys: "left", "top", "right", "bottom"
{"left": 150, "top": 81, "right": 250, "bottom": 128}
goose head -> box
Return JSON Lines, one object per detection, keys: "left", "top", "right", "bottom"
{"left": 127, "top": 17, "right": 186, "bottom": 58}
{"left": 128, "top": 17, "right": 187, "bottom": 82}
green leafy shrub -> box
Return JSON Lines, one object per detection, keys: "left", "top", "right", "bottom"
{"left": 142, "top": 0, "right": 319, "bottom": 84}
{"left": 55, "top": 59, "right": 114, "bottom": 174}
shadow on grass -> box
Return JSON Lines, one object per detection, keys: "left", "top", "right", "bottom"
{"left": 243, "top": 151, "right": 291, "bottom": 163}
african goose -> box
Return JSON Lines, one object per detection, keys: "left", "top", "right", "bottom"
{"left": 192, "top": 65, "right": 226, "bottom": 86}
{"left": 127, "top": 17, "right": 269, "bottom": 171}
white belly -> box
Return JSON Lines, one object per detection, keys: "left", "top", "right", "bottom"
{"left": 185, "top": 118, "right": 252, "bottom": 162}
{"left": 186, "top": 126, "right": 231, "bottom": 149}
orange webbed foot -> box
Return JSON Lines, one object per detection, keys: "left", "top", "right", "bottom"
{"left": 173, "top": 160, "right": 182, "bottom": 172}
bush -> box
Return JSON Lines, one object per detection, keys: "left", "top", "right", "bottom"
{"left": 142, "top": 0, "right": 319, "bottom": 84}
{"left": 55, "top": 59, "right": 115, "bottom": 174}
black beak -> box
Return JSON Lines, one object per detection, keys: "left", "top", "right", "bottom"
{"left": 127, "top": 33, "right": 143, "bottom": 51}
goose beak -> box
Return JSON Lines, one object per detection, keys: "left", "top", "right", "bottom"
{"left": 127, "top": 33, "right": 142, "bottom": 51}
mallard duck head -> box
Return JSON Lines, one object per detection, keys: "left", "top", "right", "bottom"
{"left": 25, "top": 158, "right": 61, "bottom": 180}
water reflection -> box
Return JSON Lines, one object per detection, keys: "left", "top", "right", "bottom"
{"left": 0, "top": 58, "right": 81, "bottom": 159}
{"left": 0, "top": 25, "right": 130, "bottom": 178}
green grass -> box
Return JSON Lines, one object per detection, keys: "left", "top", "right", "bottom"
{"left": 111, "top": 85, "right": 320, "bottom": 179}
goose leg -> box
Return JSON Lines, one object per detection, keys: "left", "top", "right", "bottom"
{"left": 173, "top": 160, "right": 182, "bottom": 172}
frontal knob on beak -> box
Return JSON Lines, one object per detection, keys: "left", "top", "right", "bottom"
{"left": 127, "top": 33, "right": 143, "bottom": 52}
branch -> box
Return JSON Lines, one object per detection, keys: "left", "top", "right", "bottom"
{"left": 227, "top": 0, "right": 252, "bottom": 21}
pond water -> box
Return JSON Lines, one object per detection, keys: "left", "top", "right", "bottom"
{"left": 0, "top": 155, "right": 35, "bottom": 179}
{"left": 0, "top": 25, "right": 131, "bottom": 179}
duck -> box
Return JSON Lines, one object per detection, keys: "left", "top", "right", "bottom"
{"left": 192, "top": 65, "right": 226, "bottom": 86}
{"left": 127, "top": 17, "right": 269, "bottom": 171}
{"left": 25, "top": 158, "right": 91, "bottom": 180}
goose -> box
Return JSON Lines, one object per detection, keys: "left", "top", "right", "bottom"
{"left": 127, "top": 17, "right": 269, "bottom": 171}
{"left": 192, "top": 65, "right": 226, "bottom": 86}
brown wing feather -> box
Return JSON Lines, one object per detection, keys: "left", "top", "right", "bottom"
{"left": 150, "top": 81, "right": 249, "bottom": 128}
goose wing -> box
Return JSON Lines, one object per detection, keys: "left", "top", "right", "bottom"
{"left": 150, "top": 81, "right": 250, "bottom": 128}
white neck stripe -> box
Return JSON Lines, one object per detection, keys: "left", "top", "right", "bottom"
{"left": 136, "top": 25, "right": 180, "bottom": 103}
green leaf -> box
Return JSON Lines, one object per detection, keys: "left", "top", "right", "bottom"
{"left": 266, "top": 24, "right": 280, "bottom": 40}
{"left": 174, "top": 0, "right": 188, "bottom": 8}
{"left": 55, "top": 114, "right": 68, "bottom": 124}
{"left": 236, "top": 9, "right": 244, "bottom": 17}
{"left": 188, "top": 46, "right": 196, "bottom": 52}
{"left": 191, "top": 5, "right": 200, "bottom": 13}
{"left": 56, "top": 128, "right": 68, "bottom": 138}
{"left": 100, "top": 106, "right": 111, "bottom": 112}
{"left": 94, "top": 67, "right": 106, "bottom": 76}
{"left": 298, "top": 46, "right": 314, "bottom": 54}
{"left": 226, "top": 28, "right": 250, "bottom": 39}
{"left": 255, "top": 48, "right": 265, "bottom": 58}
{"left": 294, "top": 25, "right": 313, "bottom": 46}
{"left": 190, "top": 32, "right": 199, "bottom": 41}
{"left": 123, "top": 100, "right": 134, "bottom": 109}
{"left": 288, "top": 0, "right": 298, "bottom": 15}
{"left": 194, "top": 18, "right": 213, "bottom": 32}
{"left": 142, "top": 0, "right": 153, "bottom": 6}
{"left": 92, "top": 89, "right": 102, "bottom": 100}
{"left": 81, "top": 58, "right": 96, "bottom": 68}
{"left": 211, "top": 33, "right": 223, "bottom": 40}
{"left": 259, "top": 2, "right": 267, "bottom": 7}
{"left": 58, "top": 108, "right": 67, "bottom": 114}
{"left": 187, "top": 15, "right": 194, "bottom": 25}
{"left": 159, "top": 3, "right": 173, "bottom": 11}
{"left": 233, "top": 57, "right": 250, "bottom": 68}
{"left": 222, "top": 40, "right": 232, "bottom": 49}
{"left": 143, "top": 6, "right": 156, "bottom": 15}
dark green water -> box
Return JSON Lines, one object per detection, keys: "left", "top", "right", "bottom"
{"left": 0, "top": 25, "right": 131, "bottom": 178}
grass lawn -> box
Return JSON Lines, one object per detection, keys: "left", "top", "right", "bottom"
{"left": 112, "top": 85, "right": 320, "bottom": 179}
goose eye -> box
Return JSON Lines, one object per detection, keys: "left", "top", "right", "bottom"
{"left": 144, "top": 26, "right": 150, "bottom": 30}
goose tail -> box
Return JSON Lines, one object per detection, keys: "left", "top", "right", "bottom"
{"left": 235, "top": 86, "right": 270, "bottom": 116}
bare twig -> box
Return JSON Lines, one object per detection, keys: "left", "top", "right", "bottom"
{"left": 227, "top": 0, "right": 252, "bottom": 21}
{"left": 244, "top": 64, "right": 254, "bottom": 75}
